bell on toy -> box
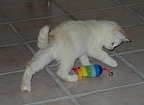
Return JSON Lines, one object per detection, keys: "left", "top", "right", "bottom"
{"left": 73, "top": 64, "right": 113, "bottom": 79}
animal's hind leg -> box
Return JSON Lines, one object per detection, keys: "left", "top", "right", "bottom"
{"left": 57, "top": 58, "right": 78, "bottom": 82}
{"left": 21, "top": 48, "right": 53, "bottom": 91}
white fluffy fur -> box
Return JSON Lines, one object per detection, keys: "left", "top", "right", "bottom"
{"left": 21, "top": 20, "right": 130, "bottom": 91}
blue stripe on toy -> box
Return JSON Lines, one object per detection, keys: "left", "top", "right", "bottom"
{"left": 90, "top": 65, "right": 96, "bottom": 77}
{"left": 94, "top": 64, "right": 103, "bottom": 77}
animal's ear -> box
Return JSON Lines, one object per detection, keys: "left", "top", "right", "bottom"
{"left": 114, "top": 30, "right": 131, "bottom": 42}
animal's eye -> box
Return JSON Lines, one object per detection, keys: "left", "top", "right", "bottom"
{"left": 112, "top": 42, "right": 114, "bottom": 46}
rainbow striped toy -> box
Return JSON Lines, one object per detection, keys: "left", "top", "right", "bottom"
{"left": 73, "top": 64, "right": 113, "bottom": 79}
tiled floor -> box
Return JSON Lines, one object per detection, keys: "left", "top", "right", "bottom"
{"left": 0, "top": 0, "right": 144, "bottom": 105}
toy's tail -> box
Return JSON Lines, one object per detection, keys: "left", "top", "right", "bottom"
{"left": 37, "top": 26, "right": 49, "bottom": 49}
{"left": 102, "top": 68, "right": 113, "bottom": 76}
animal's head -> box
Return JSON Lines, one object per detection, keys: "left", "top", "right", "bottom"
{"left": 73, "top": 67, "right": 81, "bottom": 74}
{"left": 103, "top": 21, "right": 131, "bottom": 50}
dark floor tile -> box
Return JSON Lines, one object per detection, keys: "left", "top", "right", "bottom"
{"left": 0, "top": 1, "right": 65, "bottom": 22}
{"left": 128, "top": 4, "right": 144, "bottom": 17}
{"left": 0, "top": 24, "right": 22, "bottom": 46}
{"left": 122, "top": 52, "right": 144, "bottom": 75}
{"left": 118, "top": 0, "right": 144, "bottom": 5}
{"left": 13, "top": 16, "right": 71, "bottom": 42}
{"left": 71, "top": 7, "right": 144, "bottom": 26}
{"left": 54, "top": 0, "right": 120, "bottom": 13}
{"left": 49, "top": 57, "right": 143, "bottom": 95}
{"left": 0, "top": 0, "right": 32, "bottom": 6}
{"left": 0, "top": 71, "right": 67, "bottom": 105}
{"left": 0, "top": 15, "right": 6, "bottom": 23}
{"left": 115, "top": 25, "right": 144, "bottom": 53}
{"left": 0, "top": 45, "right": 33, "bottom": 73}
{"left": 76, "top": 84, "right": 144, "bottom": 105}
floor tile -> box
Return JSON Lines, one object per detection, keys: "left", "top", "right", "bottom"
{"left": 49, "top": 57, "right": 143, "bottom": 95}
{"left": 118, "top": 0, "right": 144, "bottom": 5}
{"left": 0, "top": 45, "right": 33, "bottom": 73}
{"left": 0, "top": 15, "right": 6, "bottom": 23}
{"left": 54, "top": 0, "right": 120, "bottom": 13}
{"left": 115, "top": 25, "right": 144, "bottom": 53}
{"left": 122, "top": 52, "right": 144, "bottom": 75}
{"left": 128, "top": 4, "right": 144, "bottom": 17}
{"left": 0, "top": 0, "right": 31, "bottom": 6}
{"left": 13, "top": 15, "right": 71, "bottom": 42}
{"left": 76, "top": 84, "right": 144, "bottom": 105}
{"left": 71, "top": 7, "right": 144, "bottom": 26}
{"left": 0, "top": 71, "right": 67, "bottom": 105}
{"left": 0, "top": 24, "right": 22, "bottom": 46}
{"left": 0, "top": 1, "right": 65, "bottom": 22}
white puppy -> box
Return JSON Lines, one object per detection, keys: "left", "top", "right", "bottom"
{"left": 21, "top": 20, "right": 130, "bottom": 91}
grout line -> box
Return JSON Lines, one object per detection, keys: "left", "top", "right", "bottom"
{"left": 24, "top": 81, "right": 144, "bottom": 105}
{"left": 25, "top": 43, "right": 36, "bottom": 55}
{"left": 0, "top": 70, "right": 25, "bottom": 76}
{"left": 112, "top": 51, "right": 144, "bottom": 79}
{"left": 45, "top": 66, "right": 80, "bottom": 105}
{"left": 125, "top": 2, "right": 144, "bottom": 6}
{"left": 0, "top": 40, "right": 37, "bottom": 48}
{"left": 118, "top": 49, "right": 144, "bottom": 55}
{"left": 10, "top": 14, "right": 68, "bottom": 24}
{"left": 122, "top": 22, "right": 144, "bottom": 28}
{"left": 24, "top": 96, "right": 70, "bottom": 105}
{"left": 0, "top": 43, "right": 24, "bottom": 48}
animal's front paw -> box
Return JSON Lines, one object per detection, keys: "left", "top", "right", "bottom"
{"left": 70, "top": 74, "right": 79, "bottom": 82}
{"left": 21, "top": 81, "right": 31, "bottom": 92}
{"left": 109, "top": 60, "right": 118, "bottom": 67}
{"left": 61, "top": 74, "right": 78, "bottom": 82}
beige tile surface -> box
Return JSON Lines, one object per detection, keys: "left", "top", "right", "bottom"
{"left": 0, "top": 45, "right": 33, "bottom": 73}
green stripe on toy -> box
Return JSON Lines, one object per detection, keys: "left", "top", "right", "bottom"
{"left": 85, "top": 65, "right": 92, "bottom": 77}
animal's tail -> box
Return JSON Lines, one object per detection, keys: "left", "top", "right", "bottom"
{"left": 37, "top": 26, "right": 49, "bottom": 49}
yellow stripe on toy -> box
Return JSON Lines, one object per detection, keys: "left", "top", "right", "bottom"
{"left": 73, "top": 64, "right": 113, "bottom": 79}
